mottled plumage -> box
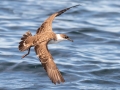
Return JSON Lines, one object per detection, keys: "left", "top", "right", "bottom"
{"left": 18, "top": 5, "right": 79, "bottom": 84}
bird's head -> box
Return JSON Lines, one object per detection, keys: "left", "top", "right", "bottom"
{"left": 58, "top": 34, "right": 73, "bottom": 42}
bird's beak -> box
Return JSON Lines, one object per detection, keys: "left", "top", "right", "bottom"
{"left": 67, "top": 38, "right": 73, "bottom": 42}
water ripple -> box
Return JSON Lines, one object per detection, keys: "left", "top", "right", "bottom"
{"left": 0, "top": 0, "right": 120, "bottom": 89}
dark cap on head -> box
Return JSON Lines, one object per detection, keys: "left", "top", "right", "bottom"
{"left": 60, "top": 34, "right": 73, "bottom": 42}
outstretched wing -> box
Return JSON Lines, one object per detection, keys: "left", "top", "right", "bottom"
{"left": 34, "top": 41, "right": 65, "bottom": 84}
{"left": 36, "top": 4, "right": 80, "bottom": 34}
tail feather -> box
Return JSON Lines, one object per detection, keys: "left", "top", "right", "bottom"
{"left": 19, "top": 31, "right": 32, "bottom": 51}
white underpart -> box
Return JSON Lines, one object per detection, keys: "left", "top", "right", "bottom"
{"left": 48, "top": 34, "right": 66, "bottom": 44}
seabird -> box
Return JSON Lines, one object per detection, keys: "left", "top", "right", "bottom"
{"left": 18, "top": 5, "right": 79, "bottom": 84}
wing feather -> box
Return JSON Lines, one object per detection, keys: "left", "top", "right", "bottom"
{"left": 34, "top": 41, "right": 65, "bottom": 84}
{"left": 36, "top": 4, "right": 80, "bottom": 34}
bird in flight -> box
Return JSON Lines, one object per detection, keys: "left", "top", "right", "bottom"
{"left": 18, "top": 5, "right": 79, "bottom": 84}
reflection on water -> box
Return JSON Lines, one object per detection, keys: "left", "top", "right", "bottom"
{"left": 0, "top": 0, "right": 120, "bottom": 90}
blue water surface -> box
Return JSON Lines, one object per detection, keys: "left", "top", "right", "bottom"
{"left": 0, "top": 0, "right": 120, "bottom": 90}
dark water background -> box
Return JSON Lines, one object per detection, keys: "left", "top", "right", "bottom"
{"left": 0, "top": 0, "right": 120, "bottom": 90}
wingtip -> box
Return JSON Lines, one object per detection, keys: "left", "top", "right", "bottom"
{"left": 56, "top": 4, "right": 80, "bottom": 17}
{"left": 68, "top": 4, "right": 81, "bottom": 9}
{"left": 53, "top": 77, "right": 65, "bottom": 85}
{"left": 71, "top": 4, "right": 81, "bottom": 8}
{"left": 53, "top": 80, "right": 65, "bottom": 85}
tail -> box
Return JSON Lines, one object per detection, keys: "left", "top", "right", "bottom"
{"left": 19, "top": 31, "right": 32, "bottom": 51}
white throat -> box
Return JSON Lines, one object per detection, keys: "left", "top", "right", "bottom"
{"left": 48, "top": 34, "right": 65, "bottom": 44}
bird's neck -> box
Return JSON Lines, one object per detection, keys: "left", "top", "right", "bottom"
{"left": 48, "top": 34, "right": 65, "bottom": 44}
{"left": 56, "top": 34, "right": 65, "bottom": 41}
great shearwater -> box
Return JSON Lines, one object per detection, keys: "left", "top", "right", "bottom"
{"left": 18, "top": 5, "right": 79, "bottom": 84}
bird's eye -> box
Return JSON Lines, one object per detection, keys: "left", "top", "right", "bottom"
{"left": 65, "top": 36, "right": 68, "bottom": 39}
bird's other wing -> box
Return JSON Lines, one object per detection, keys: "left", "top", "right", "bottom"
{"left": 36, "top": 4, "right": 80, "bottom": 34}
{"left": 34, "top": 41, "right": 65, "bottom": 84}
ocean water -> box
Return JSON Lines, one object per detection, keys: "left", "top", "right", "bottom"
{"left": 0, "top": 0, "right": 120, "bottom": 90}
